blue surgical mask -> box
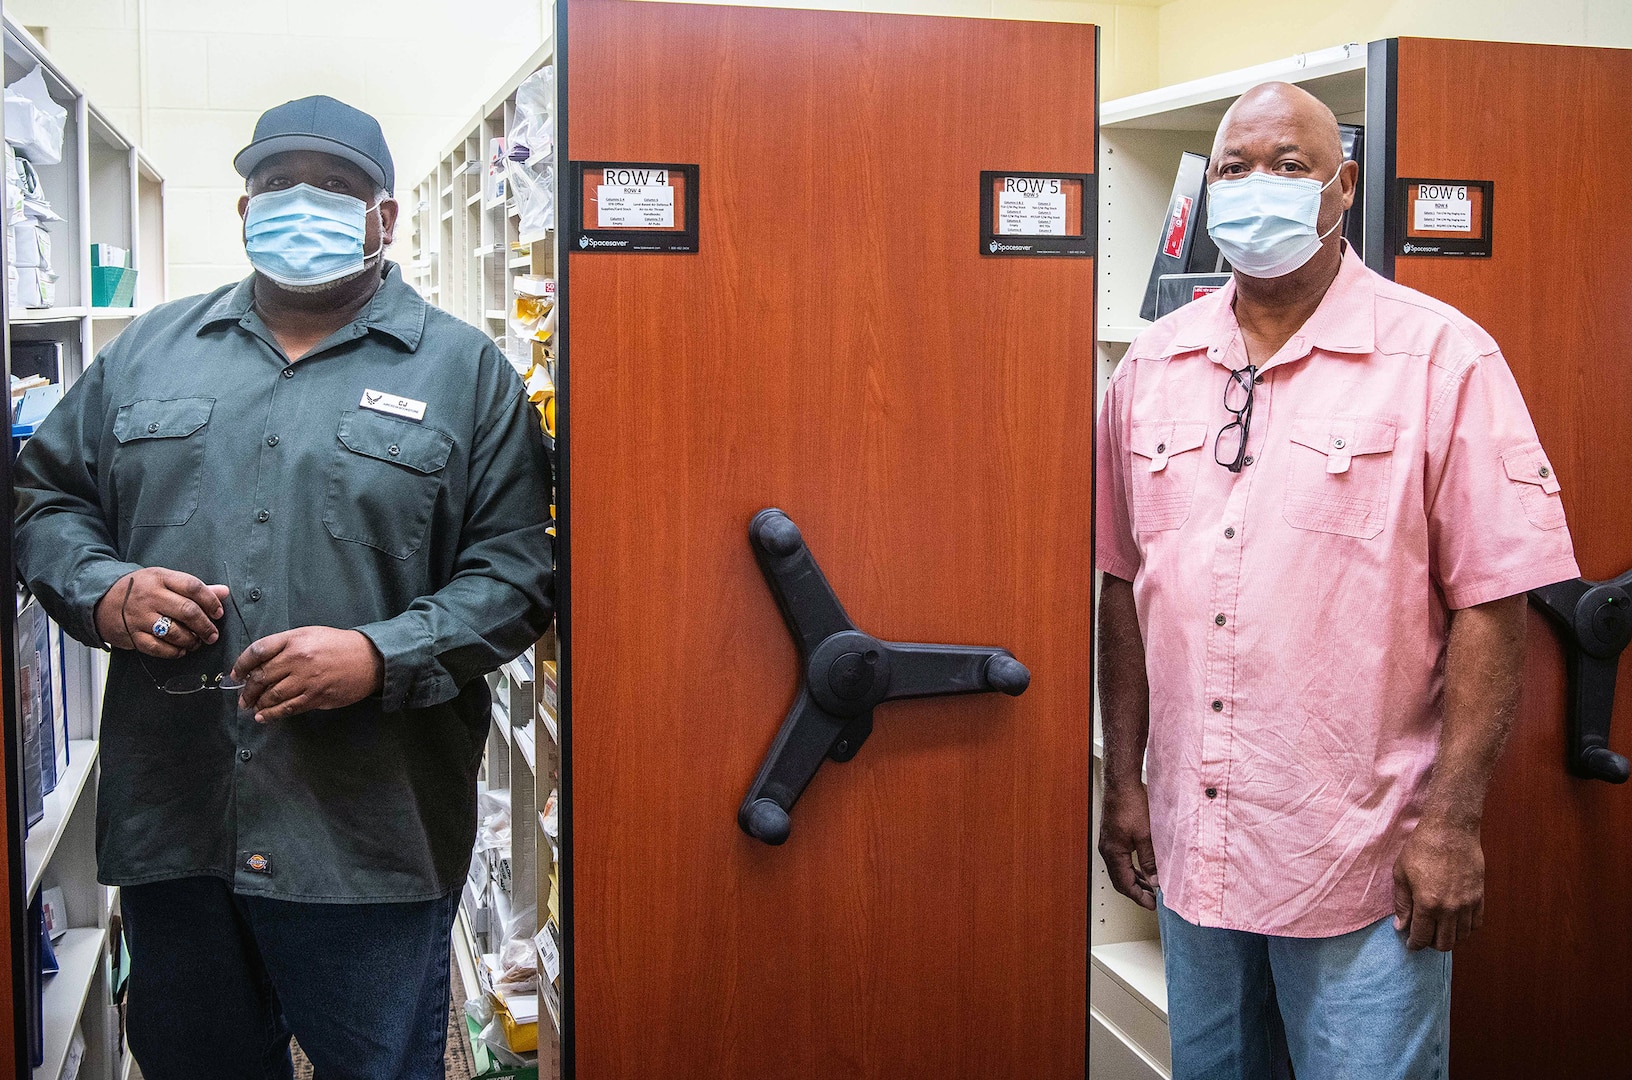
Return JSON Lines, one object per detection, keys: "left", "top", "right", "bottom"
{"left": 1205, "top": 171, "right": 1341, "bottom": 279}
{"left": 244, "top": 184, "right": 382, "bottom": 287}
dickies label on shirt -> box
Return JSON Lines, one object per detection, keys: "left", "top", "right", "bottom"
{"left": 360, "top": 389, "right": 428, "bottom": 422}
{"left": 242, "top": 851, "right": 274, "bottom": 876}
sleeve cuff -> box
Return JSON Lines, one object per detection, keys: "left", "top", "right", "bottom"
{"left": 1097, "top": 554, "right": 1141, "bottom": 583}
{"left": 355, "top": 617, "right": 433, "bottom": 712}
{"left": 66, "top": 559, "right": 144, "bottom": 649}
{"left": 1442, "top": 555, "right": 1582, "bottom": 610}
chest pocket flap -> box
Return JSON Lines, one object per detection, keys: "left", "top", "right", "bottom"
{"left": 1289, "top": 416, "right": 1397, "bottom": 475}
{"left": 337, "top": 412, "right": 453, "bottom": 474}
{"left": 1130, "top": 421, "right": 1208, "bottom": 473}
{"left": 114, "top": 397, "right": 215, "bottom": 442}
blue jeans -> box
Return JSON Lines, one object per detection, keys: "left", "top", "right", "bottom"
{"left": 1158, "top": 895, "right": 1451, "bottom": 1080}
{"left": 121, "top": 877, "right": 459, "bottom": 1080}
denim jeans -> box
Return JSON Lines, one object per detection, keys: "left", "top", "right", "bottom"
{"left": 121, "top": 876, "right": 459, "bottom": 1080}
{"left": 1159, "top": 895, "right": 1452, "bottom": 1080}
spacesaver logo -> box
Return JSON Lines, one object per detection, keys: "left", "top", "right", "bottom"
{"left": 989, "top": 240, "right": 1035, "bottom": 253}
{"left": 579, "top": 235, "right": 629, "bottom": 249}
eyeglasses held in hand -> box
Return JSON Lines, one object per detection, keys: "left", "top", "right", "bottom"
{"left": 1214, "top": 364, "right": 1259, "bottom": 473}
{"left": 121, "top": 566, "right": 250, "bottom": 694}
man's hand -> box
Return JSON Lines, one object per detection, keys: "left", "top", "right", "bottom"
{"left": 232, "top": 627, "right": 385, "bottom": 723}
{"left": 1098, "top": 782, "right": 1160, "bottom": 911}
{"left": 94, "top": 568, "right": 229, "bottom": 659}
{"left": 1392, "top": 819, "right": 1485, "bottom": 952}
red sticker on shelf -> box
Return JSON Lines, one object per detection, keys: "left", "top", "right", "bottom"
{"left": 1162, "top": 196, "right": 1193, "bottom": 258}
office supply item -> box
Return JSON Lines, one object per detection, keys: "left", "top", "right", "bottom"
{"left": 1155, "top": 273, "right": 1232, "bottom": 318}
{"left": 1141, "top": 151, "right": 1225, "bottom": 320}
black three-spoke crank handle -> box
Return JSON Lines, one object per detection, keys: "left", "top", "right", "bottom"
{"left": 740, "top": 508, "right": 1031, "bottom": 845}
{"left": 1530, "top": 571, "right": 1632, "bottom": 784}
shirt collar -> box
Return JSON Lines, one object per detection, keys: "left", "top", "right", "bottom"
{"left": 1159, "top": 242, "right": 1377, "bottom": 364}
{"left": 197, "top": 261, "right": 427, "bottom": 351}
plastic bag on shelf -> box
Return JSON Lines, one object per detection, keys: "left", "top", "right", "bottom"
{"left": 509, "top": 161, "right": 554, "bottom": 246}
{"left": 506, "top": 65, "right": 556, "bottom": 244}
{"left": 507, "top": 66, "right": 554, "bottom": 169}
{"left": 4, "top": 66, "right": 67, "bottom": 166}
{"left": 475, "top": 788, "right": 512, "bottom": 854}
{"left": 509, "top": 274, "right": 555, "bottom": 345}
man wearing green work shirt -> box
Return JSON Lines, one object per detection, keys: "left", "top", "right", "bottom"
{"left": 14, "top": 96, "right": 553, "bottom": 1079}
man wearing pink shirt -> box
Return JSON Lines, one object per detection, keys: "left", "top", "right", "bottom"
{"left": 1095, "top": 83, "right": 1579, "bottom": 1079}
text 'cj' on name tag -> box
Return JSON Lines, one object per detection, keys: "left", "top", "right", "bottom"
{"left": 360, "top": 389, "right": 427, "bottom": 422}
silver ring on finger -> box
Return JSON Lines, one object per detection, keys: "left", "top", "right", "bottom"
{"left": 152, "top": 615, "right": 173, "bottom": 638}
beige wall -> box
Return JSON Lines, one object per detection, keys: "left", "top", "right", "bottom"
{"left": 1156, "top": 0, "right": 1632, "bottom": 86}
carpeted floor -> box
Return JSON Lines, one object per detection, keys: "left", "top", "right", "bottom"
{"left": 133, "top": 948, "right": 476, "bottom": 1080}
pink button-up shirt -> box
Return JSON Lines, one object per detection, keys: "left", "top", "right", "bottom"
{"left": 1096, "top": 247, "right": 1580, "bottom": 937}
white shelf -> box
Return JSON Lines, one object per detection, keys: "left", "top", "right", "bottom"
{"left": 119, "top": 1050, "right": 134, "bottom": 1080}
{"left": 485, "top": 310, "right": 508, "bottom": 321}
{"left": 1091, "top": 938, "right": 1168, "bottom": 1019}
{"left": 1099, "top": 324, "right": 1148, "bottom": 344}
{"left": 89, "top": 308, "right": 142, "bottom": 321}
{"left": 452, "top": 906, "right": 481, "bottom": 1004}
{"left": 13, "top": 308, "right": 89, "bottom": 324}
{"left": 26, "top": 741, "right": 99, "bottom": 901}
{"left": 35, "top": 926, "right": 108, "bottom": 1080}
{"left": 491, "top": 702, "right": 513, "bottom": 744}
{"left": 541, "top": 708, "right": 558, "bottom": 746}
{"left": 516, "top": 723, "right": 536, "bottom": 774}
{"left": 508, "top": 255, "right": 533, "bottom": 269}
{"left": 1102, "top": 42, "right": 1366, "bottom": 130}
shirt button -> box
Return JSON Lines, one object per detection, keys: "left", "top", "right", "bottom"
{"left": 1211, "top": 699, "right": 1224, "bottom": 712}
{"left": 1242, "top": 455, "right": 1254, "bottom": 466}
{"left": 1215, "top": 613, "right": 1227, "bottom": 626}
{"left": 281, "top": 368, "right": 295, "bottom": 378}
{"left": 388, "top": 444, "right": 401, "bottom": 457}
{"left": 1539, "top": 466, "right": 1551, "bottom": 479}
{"left": 248, "top": 588, "right": 263, "bottom": 602}
{"left": 1206, "top": 787, "right": 1218, "bottom": 799}
{"left": 146, "top": 422, "right": 160, "bottom": 434}
{"left": 1224, "top": 527, "right": 1236, "bottom": 539}
{"left": 256, "top": 510, "right": 270, "bottom": 523}
{"left": 1155, "top": 442, "right": 1166, "bottom": 454}
{"left": 1332, "top": 437, "right": 1346, "bottom": 450}
{"left": 238, "top": 748, "right": 252, "bottom": 762}
{"left": 1254, "top": 375, "right": 1264, "bottom": 385}
{"left": 267, "top": 435, "right": 280, "bottom": 447}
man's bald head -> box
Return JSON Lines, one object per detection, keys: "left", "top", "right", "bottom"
{"left": 1204, "top": 80, "right": 1358, "bottom": 284}
{"left": 1210, "top": 82, "right": 1345, "bottom": 180}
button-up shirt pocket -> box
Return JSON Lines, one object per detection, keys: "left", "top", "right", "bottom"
{"left": 1500, "top": 442, "right": 1567, "bottom": 530}
{"left": 111, "top": 397, "right": 215, "bottom": 527}
{"left": 1283, "top": 415, "right": 1398, "bottom": 539}
{"left": 323, "top": 410, "right": 455, "bottom": 560}
{"left": 1129, "top": 420, "right": 1209, "bottom": 532}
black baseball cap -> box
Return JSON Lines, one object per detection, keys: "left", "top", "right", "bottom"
{"left": 234, "top": 95, "right": 395, "bottom": 194}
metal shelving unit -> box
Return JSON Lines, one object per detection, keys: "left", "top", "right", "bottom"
{"left": 1, "top": 15, "right": 164, "bottom": 1079}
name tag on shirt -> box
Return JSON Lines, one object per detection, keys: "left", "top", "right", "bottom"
{"left": 360, "top": 389, "right": 427, "bottom": 422}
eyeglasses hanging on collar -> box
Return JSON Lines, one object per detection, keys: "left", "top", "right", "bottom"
{"left": 1215, "top": 364, "right": 1259, "bottom": 473}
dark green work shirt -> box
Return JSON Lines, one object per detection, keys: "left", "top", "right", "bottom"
{"left": 14, "top": 262, "right": 554, "bottom": 902}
